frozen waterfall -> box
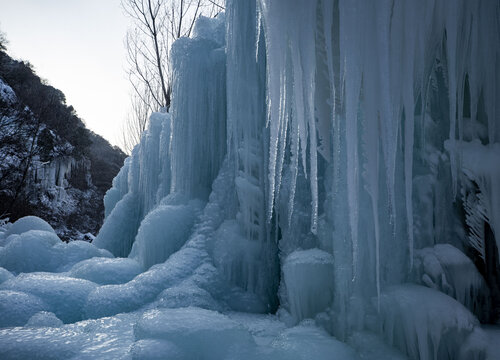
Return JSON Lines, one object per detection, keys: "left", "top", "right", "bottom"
{"left": 0, "top": 0, "right": 499, "bottom": 359}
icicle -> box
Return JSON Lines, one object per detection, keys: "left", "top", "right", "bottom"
{"left": 259, "top": 0, "right": 318, "bottom": 230}
{"left": 338, "top": 0, "right": 362, "bottom": 279}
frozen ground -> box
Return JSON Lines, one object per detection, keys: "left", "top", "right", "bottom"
{"left": 0, "top": 216, "right": 498, "bottom": 359}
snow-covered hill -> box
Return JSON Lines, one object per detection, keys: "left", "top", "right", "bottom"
{"left": 0, "top": 51, "right": 126, "bottom": 240}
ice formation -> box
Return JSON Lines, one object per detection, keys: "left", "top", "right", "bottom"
{"left": 0, "top": 0, "right": 499, "bottom": 359}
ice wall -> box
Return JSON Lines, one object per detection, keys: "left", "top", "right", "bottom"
{"left": 224, "top": 0, "right": 279, "bottom": 310}
{"left": 91, "top": 1, "right": 499, "bottom": 358}
{"left": 95, "top": 15, "right": 228, "bottom": 258}
{"left": 255, "top": 0, "right": 499, "bottom": 335}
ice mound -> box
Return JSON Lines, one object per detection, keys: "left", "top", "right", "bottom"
{"left": 0, "top": 230, "right": 61, "bottom": 273}
{"left": 5, "top": 216, "right": 55, "bottom": 237}
{"left": 84, "top": 246, "right": 207, "bottom": 318}
{"left": 0, "top": 267, "right": 14, "bottom": 284}
{"left": 53, "top": 240, "right": 113, "bottom": 272}
{"left": 0, "top": 230, "right": 112, "bottom": 274}
{"left": 69, "top": 257, "right": 142, "bottom": 285}
{"left": 26, "top": 311, "right": 63, "bottom": 327}
{"left": 378, "top": 284, "right": 484, "bottom": 360}
{"left": 134, "top": 307, "right": 254, "bottom": 360}
{"left": 0, "top": 231, "right": 112, "bottom": 274}
{"left": 282, "top": 248, "right": 335, "bottom": 322}
{"left": 129, "top": 200, "right": 203, "bottom": 269}
{"left": 0, "top": 273, "right": 97, "bottom": 323}
{"left": 0, "top": 290, "right": 49, "bottom": 327}
{"left": 414, "top": 244, "right": 490, "bottom": 321}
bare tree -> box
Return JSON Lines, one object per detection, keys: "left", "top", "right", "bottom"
{"left": 120, "top": 90, "right": 152, "bottom": 153}
{"left": 120, "top": 0, "right": 224, "bottom": 152}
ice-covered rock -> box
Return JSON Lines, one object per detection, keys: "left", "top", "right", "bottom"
{"left": 26, "top": 311, "right": 63, "bottom": 328}
{"left": 414, "top": 244, "right": 491, "bottom": 321}
{"left": 5, "top": 216, "right": 56, "bottom": 237}
{"left": 377, "top": 284, "right": 485, "bottom": 360}
{"left": 282, "top": 248, "right": 335, "bottom": 322}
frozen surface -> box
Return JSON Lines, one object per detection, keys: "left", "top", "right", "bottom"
{"left": 268, "top": 321, "right": 359, "bottom": 360}
{"left": 130, "top": 339, "right": 186, "bottom": 360}
{"left": 69, "top": 257, "right": 142, "bottom": 285}
{"left": 134, "top": 307, "right": 254, "bottom": 360}
{"left": 0, "top": 312, "right": 139, "bottom": 360}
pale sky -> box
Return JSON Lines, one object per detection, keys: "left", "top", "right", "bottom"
{"left": 0, "top": 0, "right": 132, "bottom": 148}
